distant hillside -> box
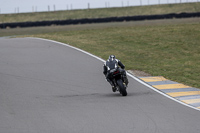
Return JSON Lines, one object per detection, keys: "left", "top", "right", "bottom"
{"left": 0, "top": 2, "right": 200, "bottom": 23}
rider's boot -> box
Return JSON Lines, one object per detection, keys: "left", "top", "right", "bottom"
{"left": 106, "top": 78, "right": 116, "bottom": 92}
{"left": 110, "top": 81, "right": 116, "bottom": 92}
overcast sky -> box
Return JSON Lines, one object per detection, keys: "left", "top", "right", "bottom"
{"left": 0, "top": 0, "right": 198, "bottom": 14}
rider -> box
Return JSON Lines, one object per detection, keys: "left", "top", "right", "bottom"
{"left": 103, "top": 55, "right": 129, "bottom": 91}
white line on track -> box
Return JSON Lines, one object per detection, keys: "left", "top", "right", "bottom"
{"left": 28, "top": 37, "right": 200, "bottom": 111}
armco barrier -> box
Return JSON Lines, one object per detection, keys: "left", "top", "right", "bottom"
{"left": 0, "top": 12, "right": 200, "bottom": 29}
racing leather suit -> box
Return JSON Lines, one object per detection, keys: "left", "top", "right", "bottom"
{"left": 103, "top": 58, "right": 128, "bottom": 87}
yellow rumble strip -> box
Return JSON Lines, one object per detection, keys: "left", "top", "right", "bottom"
{"left": 153, "top": 84, "right": 190, "bottom": 90}
{"left": 167, "top": 91, "right": 200, "bottom": 97}
{"left": 140, "top": 76, "right": 167, "bottom": 82}
{"left": 139, "top": 76, "right": 200, "bottom": 110}
{"left": 181, "top": 99, "right": 200, "bottom": 104}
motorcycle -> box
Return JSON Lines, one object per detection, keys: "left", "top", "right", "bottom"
{"left": 109, "top": 67, "right": 128, "bottom": 96}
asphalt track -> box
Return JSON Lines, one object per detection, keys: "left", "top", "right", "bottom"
{"left": 0, "top": 38, "right": 200, "bottom": 133}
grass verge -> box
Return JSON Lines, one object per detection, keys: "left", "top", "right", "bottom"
{"left": 1, "top": 2, "right": 200, "bottom": 23}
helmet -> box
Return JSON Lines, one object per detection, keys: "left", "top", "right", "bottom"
{"left": 109, "top": 55, "right": 115, "bottom": 61}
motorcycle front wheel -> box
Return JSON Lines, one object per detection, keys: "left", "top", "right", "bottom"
{"left": 117, "top": 79, "right": 127, "bottom": 96}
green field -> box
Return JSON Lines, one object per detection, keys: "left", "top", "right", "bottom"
{"left": 0, "top": 2, "right": 200, "bottom": 23}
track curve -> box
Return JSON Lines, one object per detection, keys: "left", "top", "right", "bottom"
{"left": 0, "top": 38, "right": 200, "bottom": 133}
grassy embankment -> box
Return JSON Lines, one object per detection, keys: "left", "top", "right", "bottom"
{"left": 0, "top": 2, "right": 200, "bottom": 23}
{"left": 0, "top": 3, "right": 200, "bottom": 88}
